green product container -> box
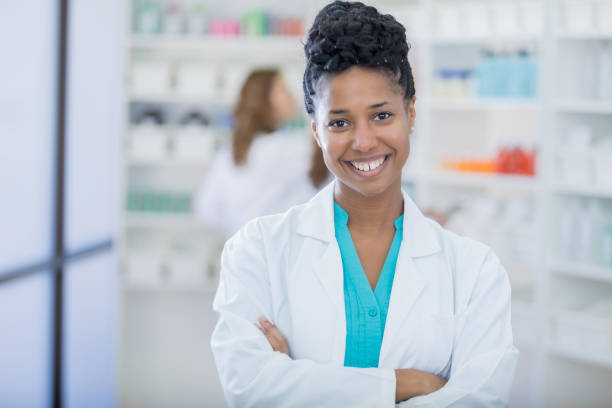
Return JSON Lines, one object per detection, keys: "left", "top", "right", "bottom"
{"left": 142, "top": 191, "right": 155, "bottom": 212}
{"left": 176, "top": 194, "right": 191, "bottom": 213}
{"left": 126, "top": 191, "right": 137, "bottom": 211}
{"left": 159, "top": 194, "right": 171, "bottom": 213}
{"left": 603, "top": 224, "right": 612, "bottom": 268}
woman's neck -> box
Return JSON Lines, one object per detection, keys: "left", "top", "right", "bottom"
{"left": 334, "top": 179, "right": 404, "bottom": 233}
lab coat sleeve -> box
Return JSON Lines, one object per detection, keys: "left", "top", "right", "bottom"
{"left": 211, "top": 222, "right": 397, "bottom": 408}
{"left": 399, "top": 250, "right": 519, "bottom": 408}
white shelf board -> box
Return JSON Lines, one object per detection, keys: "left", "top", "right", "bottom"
{"left": 550, "top": 262, "right": 612, "bottom": 283}
{"left": 554, "top": 31, "right": 612, "bottom": 41}
{"left": 429, "top": 98, "right": 541, "bottom": 111}
{"left": 548, "top": 343, "right": 612, "bottom": 369}
{"left": 425, "top": 170, "right": 538, "bottom": 191}
{"left": 129, "top": 34, "right": 304, "bottom": 58}
{"left": 128, "top": 156, "right": 211, "bottom": 168}
{"left": 128, "top": 90, "right": 230, "bottom": 106}
{"left": 554, "top": 100, "right": 612, "bottom": 114}
{"left": 430, "top": 34, "right": 541, "bottom": 46}
{"left": 512, "top": 299, "right": 539, "bottom": 350}
{"left": 123, "top": 283, "right": 216, "bottom": 295}
{"left": 551, "top": 183, "right": 612, "bottom": 199}
{"left": 124, "top": 213, "right": 201, "bottom": 229}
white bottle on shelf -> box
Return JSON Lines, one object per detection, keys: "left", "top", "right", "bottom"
{"left": 588, "top": 200, "right": 605, "bottom": 265}
{"left": 602, "top": 219, "right": 612, "bottom": 267}
{"left": 576, "top": 200, "right": 594, "bottom": 263}
{"left": 598, "top": 42, "right": 612, "bottom": 100}
{"left": 559, "top": 200, "right": 579, "bottom": 261}
{"left": 596, "top": 0, "right": 612, "bottom": 34}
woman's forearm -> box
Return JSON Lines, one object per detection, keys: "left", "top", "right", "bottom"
{"left": 395, "top": 369, "right": 447, "bottom": 403}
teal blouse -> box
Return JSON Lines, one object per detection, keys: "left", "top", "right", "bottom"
{"left": 333, "top": 202, "right": 404, "bottom": 368}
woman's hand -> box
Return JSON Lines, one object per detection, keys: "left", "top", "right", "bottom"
{"left": 256, "top": 316, "right": 291, "bottom": 357}
{"left": 395, "top": 369, "right": 447, "bottom": 403}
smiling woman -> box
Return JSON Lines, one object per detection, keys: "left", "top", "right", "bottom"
{"left": 310, "top": 66, "right": 414, "bottom": 197}
{"left": 211, "top": 2, "right": 518, "bottom": 407}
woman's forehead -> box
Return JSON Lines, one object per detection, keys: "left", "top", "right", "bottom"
{"left": 315, "top": 67, "right": 404, "bottom": 109}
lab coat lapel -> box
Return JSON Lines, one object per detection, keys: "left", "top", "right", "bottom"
{"left": 378, "top": 252, "right": 425, "bottom": 366}
{"left": 297, "top": 181, "right": 346, "bottom": 365}
{"left": 379, "top": 192, "right": 441, "bottom": 366}
{"left": 313, "top": 239, "right": 346, "bottom": 365}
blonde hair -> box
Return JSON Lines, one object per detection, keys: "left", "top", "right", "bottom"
{"left": 232, "top": 69, "right": 279, "bottom": 166}
{"left": 232, "top": 68, "right": 330, "bottom": 188}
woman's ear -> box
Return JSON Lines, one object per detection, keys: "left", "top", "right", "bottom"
{"left": 310, "top": 115, "right": 322, "bottom": 148}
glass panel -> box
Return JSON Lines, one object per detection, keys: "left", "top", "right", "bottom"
{"left": 0, "top": 272, "right": 53, "bottom": 407}
{"left": 0, "top": 1, "right": 57, "bottom": 272}
{"left": 64, "top": 0, "right": 124, "bottom": 251}
{"left": 63, "top": 251, "right": 118, "bottom": 407}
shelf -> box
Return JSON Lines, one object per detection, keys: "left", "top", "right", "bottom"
{"left": 425, "top": 170, "right": 538, "bottom": 191}
{"left": 129, "top": 35, "right": 304, "bottom": 59}
{"left": 554, "top": 100, "right": 612, "bottom": 114}
{"left": 430, "top": 34, "right": 541, "bottom": 46}
{"left": 551, "top": 184, "right": 612, "bottom": 199}
{"left": 123, "top": 283, "right": 217, "bottom": 295}
{"left": 548, "top": 343, "right": 612, "bottom": 369}
{"left": 429, "top": 98, "right": 540, "bottom": 111}
{"left": 128, "top": 90, "right": 232, "bottom": 107}
{"left": 124, "top": 213, "right": 201, "bottom": 229}
{"left": 512, "top": 298, "right": 539, "bottom": 350}
{"left": 551, "top": 262, "right": 612, "bottom": 283}
{"left": 127, "top": 156, "right": 212, "bottom": 168}
{"left": 554, "top": 32, "right": 612, "bottom": 41}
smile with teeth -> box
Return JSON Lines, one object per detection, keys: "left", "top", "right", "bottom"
{"left": 349, "top": 155, "right": 387, "bottom": 172}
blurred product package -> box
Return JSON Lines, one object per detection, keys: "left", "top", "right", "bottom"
{"left": 132, "top": 0, "right": 303, "bottom": 37}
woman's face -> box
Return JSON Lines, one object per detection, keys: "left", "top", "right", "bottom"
{"left": 310, "top": 66, "right": 415, "bottom": 197}
{"left": 269, "top": 74, "right": 297, "bottom": 126}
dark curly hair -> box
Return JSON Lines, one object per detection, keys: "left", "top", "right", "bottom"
{"left": 303, "top": 1, "right": 415, "bottom": 116}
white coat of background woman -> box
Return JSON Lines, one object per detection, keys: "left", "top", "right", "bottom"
{"left": 194, "top": 69, "right": 329, "bottom": 238}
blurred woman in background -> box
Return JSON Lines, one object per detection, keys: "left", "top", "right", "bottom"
{"left": 195, "top": 68, "right": 329, "bottom": 237}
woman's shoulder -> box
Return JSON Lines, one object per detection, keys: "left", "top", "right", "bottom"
{"left": 421, "top": 215, "right": 501, "bottom": 279}
{"left": 225, "top": 201, "right": 310, "bottom": 249}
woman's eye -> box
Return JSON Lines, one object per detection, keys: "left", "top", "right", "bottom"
{"left": 374, "top": 112, "right": 392, "bottom": 121}
{"left": 329, "top": 119, "right": 348, "bottom": 128}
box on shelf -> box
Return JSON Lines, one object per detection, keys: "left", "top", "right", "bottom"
{"left": 167, "top": 255, "right": 206, "bottom": 287}
{"left": 593, "top": 149, "right": 612, "bottom": 189}
{"left": 131, "top": 62, "right": 171, "bottom": 95}
{"left": 491, "top": 2, "right": 520, "bottom": 36}
{"left": 563, "top": 0, "right": 596, "bottom": 34}
{"left": 172, "top": 127, "right": 216, "bottom": 161}
{"left": 129, "top": 125, "right": 168, "bottom": 160}
{"left": 221, "top": 66, "right": 250, "bottom": 104}
{"left": 552, "top": 298, "right": 612, "bottom": 356}
{"left": 125, "top": 254, "right": 164, "bottom": 287}
{"left": 597, "top": 0, "right": 612, "bottom": 33}
{"left": 175, "top": 63, "right": 218, "bottom": 98}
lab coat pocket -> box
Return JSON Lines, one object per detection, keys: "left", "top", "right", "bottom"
{"left": 414, "top": 313, "right": 455, "bottom": 378}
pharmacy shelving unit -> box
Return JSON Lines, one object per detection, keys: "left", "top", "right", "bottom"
{"left": 118, "top": 0, "right": 612, "bottom": 406}
{"left": 120, "top": 34, "right": 306, "bottom": 292}
{"left": 395, "top": 0, "right": 612, "bottom": 406}
{"left": 118, "top": 2, "right": 318, "bottom": 405}
{"left": 539, "top": 1, "right": 612, "bottom": 401}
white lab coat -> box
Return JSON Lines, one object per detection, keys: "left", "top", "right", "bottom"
{"left": 194, "top": 130, "right": 320, "bottom": 238}
{"left": 211, "top": 181, "right": 519, "bottom": 407}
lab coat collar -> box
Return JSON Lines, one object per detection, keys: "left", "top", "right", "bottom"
{"left": 297, "top": 180, "right": 441, "bottom": 258}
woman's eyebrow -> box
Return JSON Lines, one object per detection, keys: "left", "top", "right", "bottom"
{"left": 329, "top": 101, "right": 389, "bottom": 115}
{"left": 329, "top": 108, "right": 348, "bottom": 115}
{"left": 369, "top": 101, "right": 389, "bottom": 109}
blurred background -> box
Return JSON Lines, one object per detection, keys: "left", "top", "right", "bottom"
{"left": 2, "top": 0, "right": 612, "bottom": 407}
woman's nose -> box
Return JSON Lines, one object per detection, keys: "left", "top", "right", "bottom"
{"left": 352, "top": 126, "right": 377, "bottom": 152}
